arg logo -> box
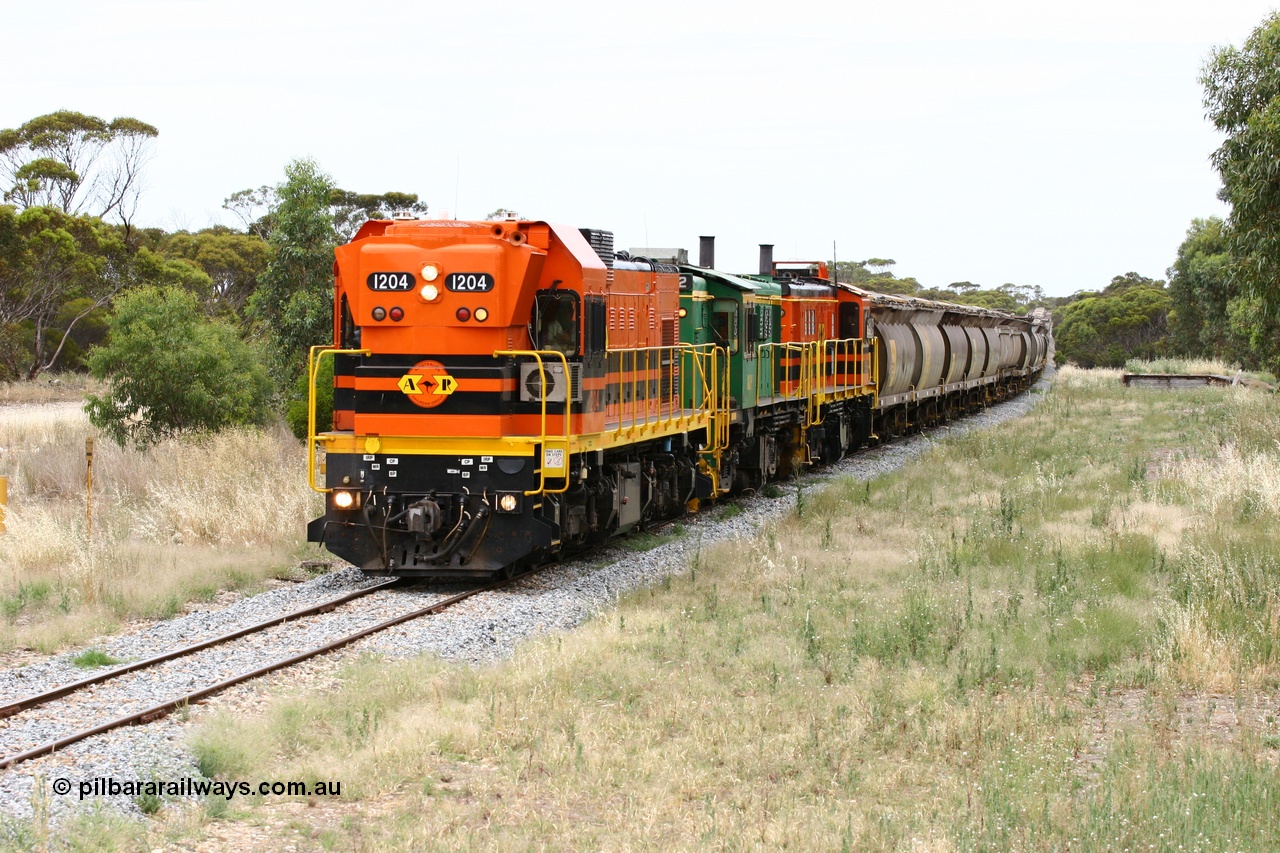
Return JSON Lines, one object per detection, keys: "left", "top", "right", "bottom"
{"left": 397, "top": 360, "right": 458, "bottom": 409}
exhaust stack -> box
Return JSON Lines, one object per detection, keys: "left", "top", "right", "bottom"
{"left": 699, "top": 236, "right": 715, "bottom": 268}
{"left": 758, "top": 244, "right": 774, "bottom": 276}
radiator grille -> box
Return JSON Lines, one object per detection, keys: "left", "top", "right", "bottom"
{"left": 579, "top": 229, "right": 615, "bottom": 267}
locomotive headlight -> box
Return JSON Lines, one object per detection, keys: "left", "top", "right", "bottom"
{"left": 497, "top": 492, "right": 520, "bottom": 513}
{"left": 332, "top": 490, "right": 357, "bottom": 510}
{"left": 421, "top": 264, "right": 440, "bottom": 282}
{"left": 474, "top": 307, "right": 489, "bottom": 322}
{"left": 678, "top": 307, "right": 687, "bottom": 318}
{"left": 420, "top": 283, "right": 440, "bottom": 302}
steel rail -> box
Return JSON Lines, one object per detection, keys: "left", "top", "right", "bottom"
{"left": 0, "top": 575, "right": 524, "bottom": 770}
{"left": 0, "top": 578, "right": 400, "bottom": 721}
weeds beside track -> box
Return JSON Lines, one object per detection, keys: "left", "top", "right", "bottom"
{"left": 0, "top": 406, "right": 324, "bottom": 654}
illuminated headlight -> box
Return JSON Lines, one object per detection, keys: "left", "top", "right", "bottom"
{"left": 420, "top": 283, "right": 440, "bottom": 302}
{"left": 421, "top": 264, "right": 440, "bottom": 282}
{"left": 497, "top": 493, "right": 520, "bottom": 513}
{"left": 332, "top": 490, "right": 356, "bottom": 510}
{"left": 678, "top": 307, "right": 687, "bottom": 318}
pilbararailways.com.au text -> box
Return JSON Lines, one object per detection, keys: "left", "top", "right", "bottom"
{"left": 51, "top": 777, "right": 342, "bottom": 800}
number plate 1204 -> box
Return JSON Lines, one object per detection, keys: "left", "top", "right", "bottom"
{"left": 366, "top": 272, "right": 415, "bottom": 291}
{"left": 445, "top": 273, "right": 495, "bottom": 292}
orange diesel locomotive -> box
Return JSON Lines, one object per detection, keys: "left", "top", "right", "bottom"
{"left": 307, "top": 219, "right": 718, "bottom": 577}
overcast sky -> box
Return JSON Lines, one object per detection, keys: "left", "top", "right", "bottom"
{"left": 6, "top": 0, "right": 1277, "bottom": 296}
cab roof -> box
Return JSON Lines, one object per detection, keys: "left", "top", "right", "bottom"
{"left": 679, "top": 265, "right": 780, "bottom": 295}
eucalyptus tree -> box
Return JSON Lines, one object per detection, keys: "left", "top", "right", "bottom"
{"left": 0, "top": 205, "right": 205, "bottom": 380}
{"left": 242, "top": 159, "right": 430, "bottom": 388}
{"left": 247, "top": 158, "right": 339, "bottom": 389}
{"left": 1202, "top": 13, "right": 1280, "bottom": 314}
{"left": 162, "top": 227, "right": 272, "bottom": 319}
{"left": 1053, "top": 276, "right": 1171, "bottom": 368}
{"left": 0, "top": 110, "right": 158, "bottom": 230}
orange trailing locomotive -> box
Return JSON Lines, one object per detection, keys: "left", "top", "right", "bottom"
{"left": 305, "top": 217, "right": 1050, "bottom": 577}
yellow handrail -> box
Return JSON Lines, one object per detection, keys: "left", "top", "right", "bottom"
{"left": 605, "top": 343, "right": 719, "bottom": 441}
{"left": 751, "top": 337, "right": 879, "bottom": 462}
{"left": 811, "top": 337, "right": 874, "bottom": 418}
{"left": 755, "top": 341, "right": 811, "bottom": 405}
{"left": 683, "top": 343, "right": 720, "bottom": 439}
{"left": 757, "top": 338, "right": 875, "bottom": 406}
{"left": 871, "top": 336, "right": 880, "bottom": 408}
{"left": 592, "top": 342, "right": 730, "bottom": 494}
{"left": 808, "top": 341, "right": 825, "bottom": 426}
{"left": 693, "top": 344, "right": 731, "bottom": 493}
{"left": 711, "top": 345, "right": 730, "bottom": 451}
{"left": 493, "top": 349, "right": 572, "bottom": 496}
{"left": 307, "top": 345, "right": 371, "bottom": 494}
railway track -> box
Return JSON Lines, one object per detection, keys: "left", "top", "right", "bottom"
{"left": 0, "top": 572, "right": 533, "bottom": 771}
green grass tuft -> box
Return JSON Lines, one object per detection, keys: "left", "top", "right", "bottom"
{"left": 70, "top": 649, "right": 122, "bottom": 669}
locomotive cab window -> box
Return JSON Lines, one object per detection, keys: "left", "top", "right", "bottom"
{"left": 839, "top": 303, "right": 861, "bottom": 339}
{"left": 534, "top": 291, "right": 579, "bottom": 356}
{"left": 339, "top": 294, "right": 359, "bottom": 348}
{"left": 711, "top": 299, "right": 739, "bottom": 354}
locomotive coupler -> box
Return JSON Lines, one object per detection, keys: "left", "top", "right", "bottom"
{"left": 421, "top": 492, "right": 491, "bottom": 565}
{"left": 405, "top": 499, "right": 444, "bottom": 534}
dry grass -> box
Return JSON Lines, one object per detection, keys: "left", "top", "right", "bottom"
{"left": 0, "top": 398, "right": 324, "bottom": 653}
{"left": 1125, "top": 356, "right": 1241, "bottom": 376}
{"left": 1168, "top": 442, "right": 1280, "bottom": 517}
{"left": 1125, "top": 357, "right": 1278, "bottom": 387}
{"left": 1053, "top": 362, "right": 1124, "bottom": 390}
{"left": 172, "top": 374, "right": 1280, "bottom": 851}
{"left": 0, "top": 373, "right": 100, "bottom": 406}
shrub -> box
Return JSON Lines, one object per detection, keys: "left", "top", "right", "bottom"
{"left": 84, "top": 285, "right": 272, "bottom": 448}
{"left": 285, "top": 356, "right": 332, "bottom": 440}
